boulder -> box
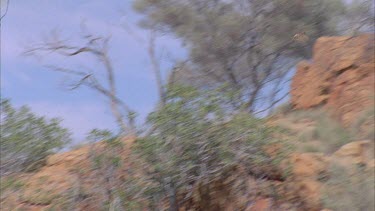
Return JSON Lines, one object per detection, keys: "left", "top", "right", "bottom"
{"left": 287, "top": 153, "right": 328, "bottom": 179}
{"left": 249, "top": 198, "right": 272, "bottom": 211}
{"left": 291, "top": 34, "right": 375, "bottom": 126}
{"left": 333, "top": 140, "right": 374, "bottom": 168}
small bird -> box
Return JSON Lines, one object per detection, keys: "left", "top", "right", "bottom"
{"left": 293, "top": 32, "right": 309, "bottom": 44}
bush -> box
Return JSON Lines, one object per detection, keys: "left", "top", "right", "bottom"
{"left": 351, "top": 107, "right": 375, "bottom": 141}
{"left": 289, "top": 108, "right": 325, "bottom": 123}
{"left": 83, "top": 129, "right": 147, "bottom": 210}
{"left": 135, "top": 85, "right": 288, "bottom": 209}
{"left": 322, "top": 162, "right": 375, "bottom": 211}
{"left": 0, "top": 99, "right": 71, "bottom": 174}
{"left": 314, "top": 115, "right": 353, "bottom": 153}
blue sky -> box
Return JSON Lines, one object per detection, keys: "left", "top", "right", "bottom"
{"left": 1, "top": 0, "right": 186, "bottom": 143}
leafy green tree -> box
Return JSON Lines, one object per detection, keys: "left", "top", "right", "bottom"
{"left": 0, "top": 99, "right": 71, "bottom": 174}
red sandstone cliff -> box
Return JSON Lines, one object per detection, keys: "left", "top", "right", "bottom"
{"left": 291, "top": 34, "right": 375, "bottom": 126}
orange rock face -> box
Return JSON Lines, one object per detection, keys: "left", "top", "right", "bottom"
{"left": 291, "top": 34, "right": 375, "bottom": 126}
{"left": 249, "top": 198, "right": 272, "bottom": 211}
{"left": 281, "top": 153, "right": 329, "bottom": 211}
{"left": 289, "top": 153, "right": 328, "bottom": 179}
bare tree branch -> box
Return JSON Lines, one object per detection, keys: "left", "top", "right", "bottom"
{"left": 0, "top": 0, "right": 10, "bottom": 22}
{"left": 24, "top": 32, "right": 136, "bottom": 135}
{"left": 68, "top": 74, "right": 92, "bottom": 90}
{"left": 148, "top": 31, "right": 167, "bottom": 107}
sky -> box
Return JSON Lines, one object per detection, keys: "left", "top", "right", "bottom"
{"left": 1, "top": 0, "right": 186, "bottom": 144}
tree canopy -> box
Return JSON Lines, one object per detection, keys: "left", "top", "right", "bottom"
{"left": 133, "top": 0, "right": 347, "bottom": 113}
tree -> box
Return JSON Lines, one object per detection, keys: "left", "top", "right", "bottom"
{"left": 133, "top": 0, "right": 346, "bottom": 114}
{"left": 0, "top": 99, "right": 71, "bottom": 175}
{"left": 148, "top": 31, "right": 167, "bottom": 108}
{"left": 136, "top": 85, "right": 288, "bottom": 209}
{"left": 77, "top": 129, "right": 147, "bottom": 210}
{"left": 84, "top": 129, "right": 124, "bottom": 210}
{"left": 24, "top": 31, "right": 136, "bottom": 136}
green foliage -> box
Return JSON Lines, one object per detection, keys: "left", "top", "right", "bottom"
{"left": 297, "top": 128, "right": 317, "bottom": 143}
{"left": 289, "top": 108, "right": 353, "bottom": 153}
{"left": 84, "top": 129, "right": 139, "bottom": 210}
{"left": 110, "top": 156, "right": 122, "bottom": 167}
{"left": 136, "top": 85, "right": 287, "bottom": 203}
{"left": 86, "top": 129, "right": 123, "bottom": 148}
{"left": 134, "top": 0, "right": 345, "bottom": 55}
{"left": 351, "top": 106, "right": 375, "bottom": 141}
{"left": 289, "top": 108, "right": 326, "bottom": 122}
{"left": 85, "top": 129, "right": 124, "bottom": 169}
{"left": 116, "top": 173, "right": 151, "bottom": 210}
{"left": 86, "top": 129, "right": 113, "bottom": 143}
{"left": 302, "top": 144, "right": 321, "bottom": 153}
{"left": 314, "top": 115, "right": 353, "bottom": 153}
{"left": 0, "top": 177, "right": 25, "bottom": 193}
{"left": 0, "top": 99, "right": 71, "bottom": 174}
{"left": 134, "top": 0, "right": 348, "bottom": 113}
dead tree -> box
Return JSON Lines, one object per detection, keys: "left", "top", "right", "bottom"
{"left": 24, "top": 32, "right": 136, "bottom": 135}
{"left": 148, "top": 31, "right": 167, "bottom": 107}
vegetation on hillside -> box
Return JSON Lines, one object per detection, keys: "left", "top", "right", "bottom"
{"left": 1, "top": 0, "right": 374, "bottom": 210}
{"left": 135, "top": 85, "right": 290, "bottom": 209}
{"left": 0, "top": 99, "right": 71, "bottom": 175}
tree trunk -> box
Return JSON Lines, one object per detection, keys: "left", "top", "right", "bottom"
{"left": 164, "top": 177, "right": 179, "bottom": 211}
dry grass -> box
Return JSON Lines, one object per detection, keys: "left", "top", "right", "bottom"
{"left": 322, "top": 162, "right": 375, "bottom": 211}
{"left": 273, "top": 108, "right": 354, "bottom": 154}
{"left": 351, "top": 107, "right": 375, "bottom": 141}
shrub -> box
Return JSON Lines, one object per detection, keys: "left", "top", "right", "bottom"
{"left": 288, "top": 108, "right": 353, "bottom": 153}
{"left": 289, "top": 108, "right": 325, "bottom": 123}
{"left": 302, "top": 144, "right": 321, "bottom": 153}
{"left": 136, "top": 85, "right": 288, "bottom": 209}
{"left": 0, "top": 176, "right": 25, "bottom": 193}
{"left": 314, "top": 115, "right": 353, "bottom": 153}
{"left": 351, "top": 107, "right": 375, "bottom": 141}
{"left": 297, "top": 128, "right": 317, "bottom": 143}
{"left": 83, "top": 129, "right": 147, "bottom": 210}
{"left": 0, "top": 99, "right": 71, "bottom": 174}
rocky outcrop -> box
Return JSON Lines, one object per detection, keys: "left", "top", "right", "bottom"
{"left": 332, "top": 140, "right": 374, "bottom": 170}
{"left": 276, "top": 153, "right": 328, "bottom": 211}
{"left": 291, "top": 34, "right": 375, "bottom": 126}
{"left": 21, "top": 145, "right": 93, "bottom": 206}
{"left": 274, "top": 141, "right": 374, "bottom": 211}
